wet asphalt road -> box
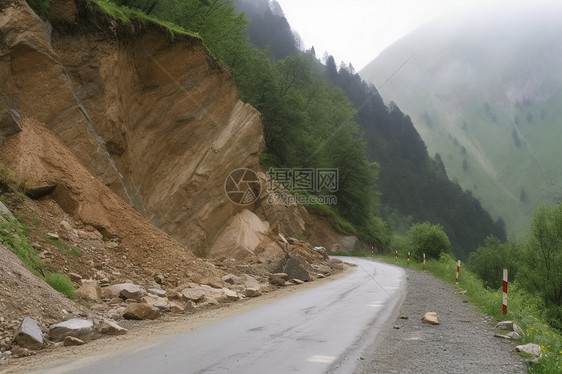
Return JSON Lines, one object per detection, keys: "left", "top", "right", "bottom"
{"left": 38, "top": 258, "right": 405, "bottom": 374}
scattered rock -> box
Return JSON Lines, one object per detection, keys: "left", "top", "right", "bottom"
{"left": 49, "top": 319, "right": 93, "bottom": 342}
{"left": 312, "top": 264, "right": 332, "bottom": 275}
{"left": 141, "top": 295, "right": 170, "bottom": 311}
{"left": 223, "top": 288, "right": 240, "bottom": 301}
{"left": 180, "top": 288, "right": 206, "bottom": 302}
{"left": 222, "top": 274, "right": 242, "bottom": 285}
{"left": 68, "top": 272, "right": 83, "bottom": 282}
{"left": 169, "top": 301, "right": 188, "bottom": 314}
{"left": 269, "top": 273, "right": 289, "bottom": 286}
{"left": 147, "top": 288, "right": 167, "bottom": 298}
{"left": 59, "top": 220, "right": 73, "bottom": 232}
{"left": 13, "top": 317, "right": 44, "bottom": 350}
{"left": 393, "top": 325, "right": 400, "bottom": 329}
{"left": 292, "top": 279, "right": 305, "bottom": 285}
{"left": 494, "top": 331, "right": 521, "bottom": 340}
{"left": 99, "top": 320, "right": 128, "bottom": 336}
{"left": 121, "top": 303, "right": 160, "bottom": 320}
{"left": 244, "top": 286, "right": 262, "bottom": 297}
{"left": 197, "top": 276, "right": 225, "bottom": 289}
{"left": 102, "top": 283, "right": 146, "bottom": 301}
{"left": 287, "top": 237, "right": 300, "bottom": 244}
{"left": 154, "top": 274, "right": 164, "bottom": 285}
{"left": 63, "top": 336, "right": 85, "bottom": 347}
{"left": 11, "top": 346, "right": 33, "bottom": 358}
{"left": 422, "top": 312, "right": 439, "bottom": 325}
{"left": 515, "top": 343, "right": 542, "bottom": 358}
{"left": 495, "top": 321, "right": 523, "bottom": 334}
{"left": 75, "top": 280, "right": 101, "bottom": 302}
{"left": 47, "top": 232, "right": 59, "bottom": 239}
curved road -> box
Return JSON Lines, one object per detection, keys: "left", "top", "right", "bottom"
{"left": 40, "top": 258, "right": 405, "bottom": 374}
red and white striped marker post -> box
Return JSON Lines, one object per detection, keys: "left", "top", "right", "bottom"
{"left": 395, "top": 250, "right": 398, "bottom": 261}
{"left": 407, "top": 252, "right": 410, "bottom": 265}
{"left": 423, "top": 253, "right": 426, "bottom": 265}
{"left": 502, "top": 269, "right": 508, "bottom": 314}
{"left": 456, "top": 260, "right": 461, "bottom": 282}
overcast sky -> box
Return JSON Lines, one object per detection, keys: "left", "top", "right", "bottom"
{"left": 275, "top": 0, "right": 543, "bottom": 71}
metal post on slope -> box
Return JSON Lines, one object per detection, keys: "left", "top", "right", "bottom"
{"left": 456, "top": 260, "right": 460, "bottom": 282}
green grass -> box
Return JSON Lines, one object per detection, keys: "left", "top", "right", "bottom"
{"left": 88, "top": 0, "right": 196, "bottom": 37}
{"left": 373, "top": 252, "right": 561, "bottom": 373}
{"left": 0, "top": 209, "right": 76, "bottom": 299}
{"left": 45, "top": 273, "right": 76, "bottom": 299}
{"left": 46, "top": 236, "right": 83, "bottom": 257}
{"left": 0, "top": 217, "right": 48, "bottom": 277}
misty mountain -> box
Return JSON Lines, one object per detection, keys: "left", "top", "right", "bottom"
{"left": 360, "top": 1, "right": 562, "bottom": 236}
{"left": 233, "top": 0, "right": 298, "bottom": 60}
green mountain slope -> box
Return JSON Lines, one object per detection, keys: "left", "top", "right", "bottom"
{"left": 360, "top": 1, "right": 562, "bottom": 237}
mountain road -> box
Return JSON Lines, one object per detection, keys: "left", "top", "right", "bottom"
{"left": 36, "top": 258, "right": 405, "bottom": 374}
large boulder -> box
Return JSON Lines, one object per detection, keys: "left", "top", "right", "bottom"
{"left": 180, "top": 288, "right": 206, "bottom": 302}
{"left": 241, "top": 274, "right": 262, "bottom": 297}
{"left": 75, "top": 280, "right": 101, "bottom": 302}
{"left": 49, "top": 319, "right": 93, "bottom": 342}
{"left": 207, "top": 210, "right": 271, "bottom": 260}
{"left": 515, "top": 343, "right": 542, "bottom": 358}
{"left": 283, "top": 257, "right": 312, "bottom": 282}
{"left": 141, "top": 295, "right": 171, "bottom": 311}
{"left": 99, "top": 320, "right": 128, "bottom": 336}
{"left": 121, "top": 303, "right": 160, "bottom": 320}
{"left": 13, "top": 317, "right": 44, "bottom": 350}
{"left": 102, "top": 283, "right": 146, "bottom": 301}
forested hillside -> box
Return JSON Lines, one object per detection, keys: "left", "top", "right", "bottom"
{"left": 322, "top": 61, "right": 506, "bottom": 259}
{"left": 37, "top": 0, "right": 506, "bottom": 258}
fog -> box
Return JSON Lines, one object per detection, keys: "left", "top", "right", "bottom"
{"left": 276, "top": 0, "right": 562, "bottom": 70}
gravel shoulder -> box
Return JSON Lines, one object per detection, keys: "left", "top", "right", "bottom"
{"left": 356, "top": 265, "right": 528, "bottom": 373}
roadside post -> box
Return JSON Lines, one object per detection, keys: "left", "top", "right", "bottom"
{"left": 395, "top": 250, "right": 398, "bottom": 262}
{"left": 502, "top": 269, "right": 508, "bottom": 314}
{"left": 456, "top": 260, "right": 460, "bottom": 282}
{"left": 423, "top": 253, "right": 426, "bottom": 266}
{"left": 407, "top": 252, "right": 410, "bottom": 265}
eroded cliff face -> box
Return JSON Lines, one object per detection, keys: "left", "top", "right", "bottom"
{"left": 1, "top": 0, "right": 269, "bottom": 256}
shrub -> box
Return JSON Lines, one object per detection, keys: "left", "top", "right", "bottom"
{"left": 407, "top": 222, "right": 451, "bottom": 261}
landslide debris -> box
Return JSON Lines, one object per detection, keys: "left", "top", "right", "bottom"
{"left": 0, "top": 0, "right": 350, "bottom": 366}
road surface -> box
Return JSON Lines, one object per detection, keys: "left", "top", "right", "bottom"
{"left": 38, "top": 258, "right": 405, "bottom": 374}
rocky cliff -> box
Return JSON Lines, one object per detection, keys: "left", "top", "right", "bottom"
{"left": 1, "top": 0, "right": 278, "bottom": 257}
